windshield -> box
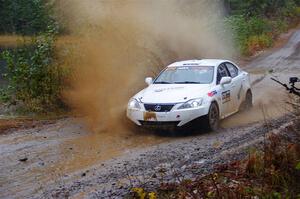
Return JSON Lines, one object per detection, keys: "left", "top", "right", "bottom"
{"left": 154, "top": 66, "right": 214, "bottom": 84}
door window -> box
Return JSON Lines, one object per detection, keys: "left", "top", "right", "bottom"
{"left": 217, "top": 64, "right": 230, "bottom": 84}
{"left": 225, "top": 63, "right": 239, "bottom": 78}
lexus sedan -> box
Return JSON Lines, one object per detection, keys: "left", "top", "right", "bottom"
{"left": 126, "top": 59, "right": 252, "bottom": 131}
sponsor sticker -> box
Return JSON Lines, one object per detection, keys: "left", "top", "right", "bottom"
{"left": 208, "top": 90, "right": 217, "bottom": 97}
{"left": 222, "top": 90, "right": 231, "bottom": 103}
{"left": 177, "top": 67, "right": 189, "bottom": 70}
{"left": 154, "top": 87, "right": 184, "bottom": 92}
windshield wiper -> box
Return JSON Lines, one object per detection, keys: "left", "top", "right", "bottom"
{"left": 154, "top": 81, "right": 172, "bottom": 84}
{"left": 174, "top": 81, "right": 201, "bottom": 84}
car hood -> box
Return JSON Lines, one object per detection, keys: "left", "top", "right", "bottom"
{"left": 136, "top": 84, "right": 212, "bottom": 104}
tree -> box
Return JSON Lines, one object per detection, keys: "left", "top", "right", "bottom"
{"left": 226, "top": 0, "right": 298, "bottom": 17}
{"left": 1, "top": 26, "right": 67, "bottom": 112}
{"left": 0, "top": 0, "right": 54, "bottom": 35}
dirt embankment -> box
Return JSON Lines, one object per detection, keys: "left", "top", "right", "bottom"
{"left": 0, "top": 119, "right": 44, "bottom": 134}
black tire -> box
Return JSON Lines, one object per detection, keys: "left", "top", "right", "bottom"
{"left": 240, "top": 90, "right": 253, "bottom": 111}
{"left": 204, "top": 102, "right": 220, "bottom": 131}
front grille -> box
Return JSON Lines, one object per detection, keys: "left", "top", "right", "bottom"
{"left": 144, "top": 104, "right": 175, "bottom": 112}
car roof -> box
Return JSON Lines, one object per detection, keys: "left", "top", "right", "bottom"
{"left": 167, "top": 59, "right": 231, "bottom": 68}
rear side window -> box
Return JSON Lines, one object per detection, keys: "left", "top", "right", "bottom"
{"left": 217, "top": 64, "right": 230, "bottom": 84}
{"left": 225, "top": 63, "right": 239, "bottom": 78}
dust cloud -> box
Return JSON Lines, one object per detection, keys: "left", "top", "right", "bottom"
{"left": 54, "top": 0, "right": 235, "bottom": 132}
{"left": 221, "top": 73, "right": 293, "bottom": 128}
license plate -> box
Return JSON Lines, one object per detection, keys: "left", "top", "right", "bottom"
{"left": 143, "top": 112, "right": 157, "bottom": 121}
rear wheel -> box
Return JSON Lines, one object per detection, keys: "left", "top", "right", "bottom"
{"left": 204, "top": 102, "right": 219, "bottom": 131}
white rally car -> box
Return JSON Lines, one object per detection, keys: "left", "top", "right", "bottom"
{"left": 127, "top": 59, "right": 252, "bottom": 131}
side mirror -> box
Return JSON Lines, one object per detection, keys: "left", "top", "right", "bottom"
{"left": 220, "top": 77, "right": 232, "bottom": 85}
{"left": 145, "top": 77, "right": 153, "bottom": 85}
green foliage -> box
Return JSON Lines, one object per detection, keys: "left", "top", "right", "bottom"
{"left": 226, "top": 0, "right": 299, "bottom": 17}
{"left": 0, "top": 0, "right": 56, "bottom": 35}
{"left": 226, "top": 16, "right": 273, "bottom": 55}
{"left": 246, "top": 34, "right": 273, "bottom": 54}
{"left": 225, "top": 0, "right": 300, "bottom": 55}
{"left": 0, "top": 87, "right": 11, "bottom": 103}
{"left": 0, "top": 26, "right": 67, "bottom": 112}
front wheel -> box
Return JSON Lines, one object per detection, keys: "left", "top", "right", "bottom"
{"left": 204, "top": 102, "right": 220, "bottom": 131}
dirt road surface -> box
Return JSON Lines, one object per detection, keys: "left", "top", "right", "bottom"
{"left": 1, "top": 29, "right": 300, "bottom": 198}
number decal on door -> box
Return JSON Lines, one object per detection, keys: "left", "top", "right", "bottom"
{"left": 222, "top": 90, "right": 231, "bottom": 104}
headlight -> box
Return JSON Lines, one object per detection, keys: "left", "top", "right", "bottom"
{"left": 128, "top": 98, "right": 141, "bottom": 110}
{"left": 178, "top": 98, "right": 203, "bottom": 109}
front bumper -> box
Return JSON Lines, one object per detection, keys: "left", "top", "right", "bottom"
{"left": 127, "top": 105, "right": 210, "bottom": 127}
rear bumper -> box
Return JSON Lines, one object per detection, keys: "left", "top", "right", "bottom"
{"left": 127, "top": 105, "right": 209, "bottom": 127}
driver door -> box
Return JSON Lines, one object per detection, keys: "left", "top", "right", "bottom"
{"left": 225, "top": 62, "right": 243, "bottom": 112}
{"left": 217, "top": 64, "right": 235, "bottom": 118}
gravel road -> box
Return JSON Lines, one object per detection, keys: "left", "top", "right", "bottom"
{"left": 1, "top": 28, "right": 300, "bottom": 199}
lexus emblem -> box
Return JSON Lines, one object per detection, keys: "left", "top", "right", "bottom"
{"left": 154, "top": 105, "right": 161, "bottom": 111}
